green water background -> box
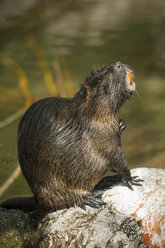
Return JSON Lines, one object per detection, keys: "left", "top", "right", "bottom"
{"left": 0, "top": 0, "right": 165, "bottom": 202}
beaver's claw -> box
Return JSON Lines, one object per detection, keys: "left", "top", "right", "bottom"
{"left": 119, "top": 119, "right": 126, "bottom": 134}
{"left": 122, "top": 175, "right": 144, "bottom": 190}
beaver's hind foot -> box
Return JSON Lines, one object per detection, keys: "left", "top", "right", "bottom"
{"left": 83, "top": 196, "right": 106, "bottom": 209}
{"left": 78, "top": 196, "right": 106, "bottom": 211}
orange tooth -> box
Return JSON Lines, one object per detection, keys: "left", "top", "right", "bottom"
{"left": 127, "top": 71, "right": 132, "bottom": 81}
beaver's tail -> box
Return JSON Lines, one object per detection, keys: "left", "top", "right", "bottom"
{"left": 0, "top": 196, "right": 38, "bottom": 212}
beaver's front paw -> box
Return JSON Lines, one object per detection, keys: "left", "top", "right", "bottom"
{"left": 119, "top": 119, "right": 126, "bottom": 134}
{"left": 121, "top": 169, "right": 144, "bottom": 190}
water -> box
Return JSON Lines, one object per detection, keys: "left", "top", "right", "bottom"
{"left": 0, "top": 0, "right": 165, "bottom": 202}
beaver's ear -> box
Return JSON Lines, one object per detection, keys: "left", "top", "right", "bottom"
{"left": 79, "top": 86, "right": 87, "bottom": 98}
{"left": 85, "top": 66, "right": 108, "bottom": 88}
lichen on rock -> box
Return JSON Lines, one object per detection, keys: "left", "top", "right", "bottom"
{"left": 0, "top": 209, "right": 37, "bottom": 248}
{"left": 30, "top": 206, "right": 144, "bottom": 248}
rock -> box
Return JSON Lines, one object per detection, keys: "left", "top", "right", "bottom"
{"left": 30, "top": 206, "right": 144, "bottom": 248}
{"left": 0, "top": 209, "right": 38, "bottom": 248}
{"left": 0, "top": 206, "right": 144, "bottom": 248}
{"left": 3, "top": 168, "right": 163, "bottom": 247}
{"left": 102, "top": 168, "right": 165, "bottom": 248}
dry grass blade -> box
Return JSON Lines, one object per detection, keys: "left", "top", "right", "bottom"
{"left": 0, "top": 108, "right": 24, "bottom": 130}
{"left": 54, "top": 60, "right": 66, "bottom": 98}
{"left": 0, "top": 52, "right": 32, "bottom": 109}
{"left": 27, "top": 35, "right": 57, "bottom": 97}
{"left": 58, "top": 56, "right": 74, "bottom": 97}
{"left": 0, "top": 165, "right": 21, "bottom": 197}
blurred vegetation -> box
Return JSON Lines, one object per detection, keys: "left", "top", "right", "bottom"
{"left": 0, "top": 0, "right": 165, "bottom": 202}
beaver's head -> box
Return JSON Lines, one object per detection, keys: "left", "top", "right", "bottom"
{"left": 83, "top": 62, "right": 135, "bottom": 113}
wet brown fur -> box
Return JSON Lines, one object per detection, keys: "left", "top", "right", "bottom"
{"left": 4, "top": 62, "right": 136, "bottom": 211}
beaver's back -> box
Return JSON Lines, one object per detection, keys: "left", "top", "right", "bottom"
{"left": 18, "top": 96, "right": 110, "bottom": 210}
{"left": 18, "top": 97, "right": 76, "bottom": 174}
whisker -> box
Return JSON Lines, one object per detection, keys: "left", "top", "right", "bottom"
{"left": 121, "top": 56, "right": 128, "bottom": 62}
{"left": 135, "top": 89, "right": 141, "bottom": 101}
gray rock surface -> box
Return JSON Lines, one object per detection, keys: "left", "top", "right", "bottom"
{"left": 31, "top": 206, "right": 144, "bottom": 248}
{"left": 0, "top": 206, "right": 144, "bottom": 248}
{"left": 102, "top": 168, "right": 165, "bottom": 248}
{"left": 2, "top": 169, "right": 157, "bottom": 248}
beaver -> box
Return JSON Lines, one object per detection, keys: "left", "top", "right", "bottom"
{"left": 0, "top": 62, "right": 143, "bottom": 211}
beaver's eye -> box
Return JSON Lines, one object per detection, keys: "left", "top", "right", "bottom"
{"left": 116, "top": 64, "right": 121, "bottom": 70}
